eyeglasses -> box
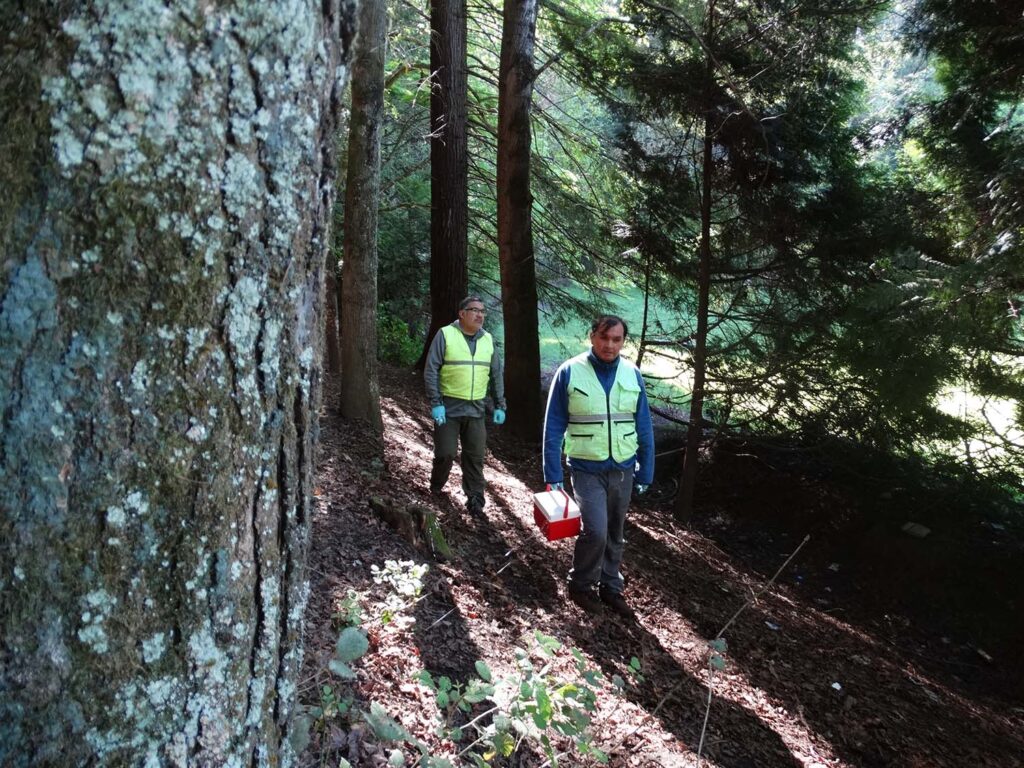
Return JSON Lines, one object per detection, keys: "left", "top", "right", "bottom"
{"left": 463, "top": 307, "right": 486, "bottom": 315}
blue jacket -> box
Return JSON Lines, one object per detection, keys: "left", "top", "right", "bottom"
{"left": 543, "top": 350, "right": 654, "bottom": 485}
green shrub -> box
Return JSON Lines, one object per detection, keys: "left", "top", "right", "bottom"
{"left": 301, "top": 560, "right": 640, "bottom": 766}
{"left": 378, "top": 311, "right": 421, "bottom": 365}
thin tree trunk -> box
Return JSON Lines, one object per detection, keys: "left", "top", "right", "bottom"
{"left": 637, "top": 250, "right": 653, "bottom": 368}
{"left": 497, "top": 0, "right": 542, "bottom": 441}
{"left": 0, "top": 2, "right": 352, "bottom": 763}
{"left": 419, "top": 0, "right": 469, "bottom": 367}
{"left": 326, "top": 269, "right": 342, "bottom": 376}
{"left": 676, "top": 1, "right": 715, "bottom": 521}
{"left": 341, "top": 0, "right": 387, "bottom": 434}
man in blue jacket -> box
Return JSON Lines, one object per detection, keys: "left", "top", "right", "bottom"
{"left": 543, "top": 315, "right": 654, "bottom": 618}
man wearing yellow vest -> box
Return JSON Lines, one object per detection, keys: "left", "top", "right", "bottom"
{"left": 424, "top": 296, "right": 506, "bottom": 514}
{"left": 543, "top": 315, "right": 654, "bottom": 618}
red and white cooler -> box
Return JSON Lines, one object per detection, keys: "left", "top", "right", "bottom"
{"left": 532, "top": 487, "right": 581, "bottom": 541}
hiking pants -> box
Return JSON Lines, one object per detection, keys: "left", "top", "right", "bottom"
{"left": 568, "top": 467, "right": 633, "bottom": 594}
{"left": 431, "top": 415, "right": 487, "bottom": 507}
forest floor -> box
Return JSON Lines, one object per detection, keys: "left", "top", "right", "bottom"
{"left": 298, "top": 365, "right": 1024, "bottom": 768}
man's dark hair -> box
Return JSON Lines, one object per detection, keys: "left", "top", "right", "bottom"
{"left": 459, "top": 295, "right": 485, "bottom": 311}
{"left": 591, "top": 314, "right": 628, "bottom": 338}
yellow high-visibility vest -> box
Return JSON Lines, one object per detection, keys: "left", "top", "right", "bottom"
{"left": 439, "top": 325, "right": 493, "bottom": 400}
{"left": 563, "top": 353, "right": 640, "bottom": 462}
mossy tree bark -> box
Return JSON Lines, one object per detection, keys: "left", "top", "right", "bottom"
{"left": 340, "top": 0, "right": 386, "bottom": 434}
{"left": 0, "top": 1, "right": 354, "bottom": 765}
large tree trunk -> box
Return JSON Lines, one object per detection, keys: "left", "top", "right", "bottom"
{"left": 419, "top": 0, "right": 469, "bottom": 367}
{"left": 497, "top": 0, "right": 543, "bottom": 442}
{"left": 0, "top": 2, "right": 353, "bottom": 765}
{"left": 340, "top": 0, "right": 386, "bottom": 434}
{"left": 676, "top": 2, "right": 715, "bottom": 521}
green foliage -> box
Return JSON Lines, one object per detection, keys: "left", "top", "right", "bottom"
{"left": 374, "top": 0, "right": 644, "bottom": 340}
{"left": 377, "top": 310, "right": 421, "bottom": 365}
{"left": 798, "top": 5, "right": 1024, "bottom": 475}
{"left": 309, "top": 560, "right": 430, "bottom": 744}
{"left": 370, "top": 0, "right": 1021, "bottom": 481}
{"left": 328, "top": 627, "right": 370, "bottom": 680}
{"left": 309, "top": 558, "right": 638, "bottom": 765}
{"left": 333, "top": 589, "right": 363, "bottom": 628}
{"left": 533, "top": 0, "right": 1023, "bottom": 479}
{"left": 546, "top": 0, "right": 885, "bottom": 419}
{"left": 374, "top": 2, "right": 431, "bottom": 328}
{"left": 289, "top": 711, "right": 313, "bottom": 754}
{"left": 414, "top": 630, "right": 636, "bottom": 765}
{"left": 310, "top": 683, "right": 352, "bottom": 721}
{"left": 364, "top": 701, "right": 409, "bottom": 742}
{"left": 706, "top": 638, "right": 729, "bottom": 672}
{"left": 311, "top": 625, "right": 369, "bottom": 733}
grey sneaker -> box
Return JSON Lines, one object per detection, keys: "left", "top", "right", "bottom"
{"left": 568, "top": 586, "right": 603, "bottom": 614}
{"left": 599, "top": 587, "right": 636, "bottom": 620}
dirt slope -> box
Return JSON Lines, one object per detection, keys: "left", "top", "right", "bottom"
{"left": 299, "top": 366, "right": 1024, "bottom": 768}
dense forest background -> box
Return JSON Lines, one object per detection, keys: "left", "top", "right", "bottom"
{"left": 338, "top": 0, "right": 1022, "bottom": 498}
{"left": 315, "top": 2, "right": 1024, "bottom": 755}
{"left": 1, "top": 0, "right": 1021, "bottom": 765}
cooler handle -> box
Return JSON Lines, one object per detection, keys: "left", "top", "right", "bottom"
{"left": 545, "top": 484, "right": 572, "bottom": 519}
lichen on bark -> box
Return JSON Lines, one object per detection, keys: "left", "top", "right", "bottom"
{"left": 0, "top": 1, "right": 353, "bottom": 765}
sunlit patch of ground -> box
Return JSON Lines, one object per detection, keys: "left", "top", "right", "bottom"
{"left": 300, "top": 366, "right": 1024, "bottom": 768}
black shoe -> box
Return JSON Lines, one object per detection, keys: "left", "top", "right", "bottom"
{"left": 568, "top": 587, "right": 603, "bottom": 614}
{"left": 466, "top": 498, "right": 484, "bottom": 515}
{"left": 599, "top": 587, "right": 636, "bottom": 620}
{"left": 430, "top": 485, "right": 445, "bottom": 496}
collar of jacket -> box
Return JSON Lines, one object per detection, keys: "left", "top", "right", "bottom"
{"left": 587, "top": 349, "right": 620, "bottom": 373}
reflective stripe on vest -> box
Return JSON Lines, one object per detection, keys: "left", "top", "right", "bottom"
{"left": 439, "top": 325, "right": 493, "bottom": 400}
{"left": 563, "top": 353, "right": 641, "bottom": 462}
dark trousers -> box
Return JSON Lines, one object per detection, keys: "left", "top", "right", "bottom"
{"left": 431, "top": 416, "right": 487, "bottom": 506}
{"left": 568, "top": 467, "right": 633, "bottom": 594}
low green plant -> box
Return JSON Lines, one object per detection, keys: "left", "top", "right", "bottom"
{"left": 414, "top": 630, "right": 641, "bottom": 766}
{"left": 329, "top": 626, "right": 370, "bottom": 680}
{"left": 310, "top": 682, "right": 352, "bottom": 722}
{"left": 305, "top": 560, "right": 640, "bottom": 766}
{"left": 333, "top": 589, "right": 363, "bottom": 629}
{"left": 299, "top": 626, "right": 368, "bottom": 748}
{"left": 371, "top": 559, "right": 429, "bottom": 628}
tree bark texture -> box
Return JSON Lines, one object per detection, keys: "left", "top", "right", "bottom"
{"left": 497, "top": 0, "right": 543, "bottom": 441}
{"left": 340, "top": 0, "right": 386, "bottom": 433}
{"left": 420, "top": 0, "right": 469, "bottom": 366}
{"left": 0, "top": 2, "right": 354, "bottom": 765}
{"left": 676, "top": 2, "right": 715, "bottom": 521}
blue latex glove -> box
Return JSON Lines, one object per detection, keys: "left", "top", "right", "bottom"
{"left": 546, "top": 482, "right": 563, "bottom": 492}
{"left": 431, "top": 405, "right": 446, "bottom": 425}
{"left": 634, "top": 483, "right": 649, "bottom": 496}
{"left": 493, "top": 409, "right": 506, "bottom": 425}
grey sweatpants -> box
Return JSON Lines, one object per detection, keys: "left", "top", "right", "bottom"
{"left": 431, "top": 415, "right": 487, "bottom": 506}
{"left": 568, "top": 467, "right": 634, "bottom": 594}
